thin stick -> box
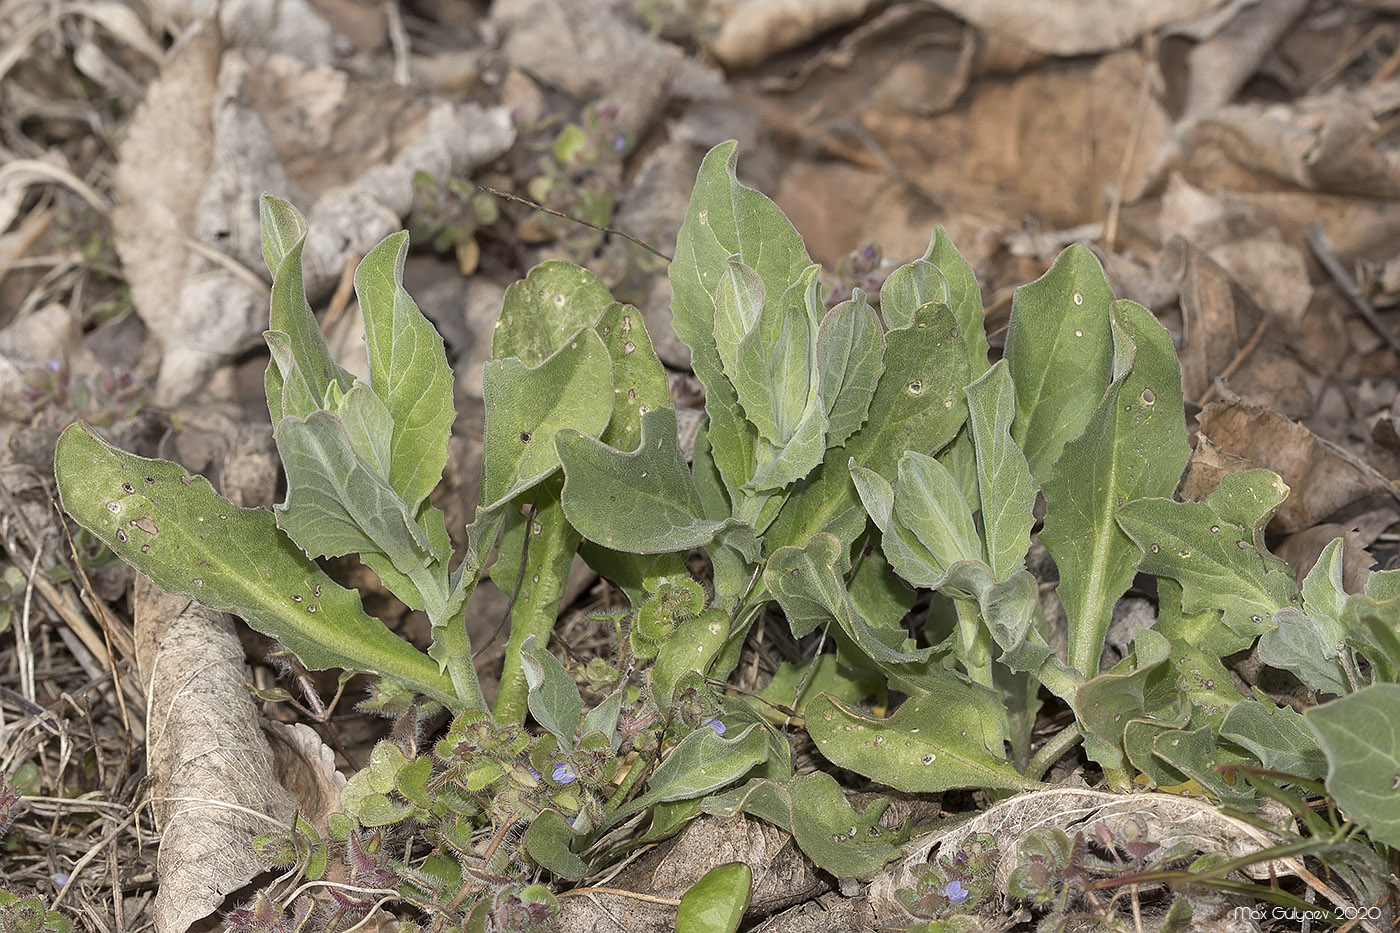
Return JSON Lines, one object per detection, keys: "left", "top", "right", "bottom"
{"left": 557, "top": 886, "right": 681, "bottom": 907}
{"left": 1103, "top": 51, "right": 1153, "bottom": 253}
{"left": 478, "top": 185, "right": 673, "bottom": 263}
{"left": 1196, "top": 317, "right": 1268, "bottom": 407}
{"left": 1306, "top": 221, "right": 1400, "bottom": 355}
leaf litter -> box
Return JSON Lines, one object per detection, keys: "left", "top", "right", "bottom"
{"left": 3, "top": 0, "right": 1400, "bottom": 930}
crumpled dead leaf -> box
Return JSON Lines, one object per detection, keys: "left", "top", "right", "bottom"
{"left": 867, "top": 788, "right": 1312, "bottom": 928}
{"left": 708, "top": 0, "right": 884, "bottom": 70}
{"left": 112, "top": 19, "right": 514, "bottom": 407}
{"left": 553, "top": 813, "right": 827, "bottom": 931}
{"left": 135, "top": 575, "right": 299, "bottom": 933}
{"left": 927, "top": 0, "right": 1228, "bottom": 57}
{"left": 1185, "top": 400, "right": 1400, "bottom": 531}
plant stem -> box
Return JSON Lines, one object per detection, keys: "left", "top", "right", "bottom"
{"left": 1025, "top": 723, "right": 1084, "bottom": 781}
{"left": 954, "top": 598, "right": 995, "bottom": 688}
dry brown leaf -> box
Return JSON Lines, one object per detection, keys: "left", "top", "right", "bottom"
{"left": 867, "top": 788, "right": 1312, "bottom": 928}
{"left": 1160, "top": 0, "right": 1308, "bottom": 121}
{"left": 709, "top": 0, "right": 884, "bottom": 69}
{"left": 135, "top": 575, "right": 299, "bottom": 933}
{"left": 1159, "top": 176, "right": 1312, "bottom": 323}
{"left": 1193, "top": 400, "right": 1398, "bottom": 531}
{"left": 553, "top": 813, "right": 827, "bottom": 931}
{"left": 1163, "top": 236, "right": 1314, "bottom": 416}
{"left": 1275, "top": 517, "right": 1392, "bottom": 593}
{"left": 928, "top": 0, "right": 1227, "bottom": 56}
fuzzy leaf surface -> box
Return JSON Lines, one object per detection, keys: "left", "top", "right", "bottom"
{"left": 1004, "top": 244, "right": 1115, "bottom": 483}
{"left": 54, "top": 424, "right": 457, "bottom": 704}
{"left": 480, "top": 329, "right": 613, "bottom": 510}
{"left": 806, "top": 692, "right": 1037, "bottom": 793}
{"left": 1041, "top": 300, "right": 1190, "bottom": 676}
{"left": 355, "top": 231, "right": 455, "bottom": 510}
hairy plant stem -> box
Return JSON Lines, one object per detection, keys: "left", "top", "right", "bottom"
{"left": 954, "top": 598, "right": 995, "bottom": 688}
{"left": 1024, "top": 723, "right": 1084, "bottom": 782}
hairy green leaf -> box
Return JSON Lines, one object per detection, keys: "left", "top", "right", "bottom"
{"left": 818, "top": 289, "right": 884, "bottom": 449}
{"left": 54, "top": 423, "right": 459, "bottom": 705}
{"left": 703, "top": 773, "right": 900, "bottom": 878}
{"left": 1004, "top": 244, "right": 1115, "bottom": 483}
{"left": 964, "top": 362, "right": 1035, "bottom": 581}
{"left": 1118, "top": 470, "right": 1299, "bottom": 648}
{"left": 1041, "top": 300, "right": 1190, "bottom": 677}
{"left": 523, "top": 809, "right": 588, "bottom": 881}
{"left": 1221, "top": 700, "right": 1327, "bottom": 780}
{"left": 671, "top": 141, "right": 811, "bottom": 504}
{"left": 355, "top": 231, "right": 456, "bottom": 511}
{"left": 520, "top": 634, "right": 584, "bottom": 747}
{"left": 806, "top": 692, "right": 1037, "bottom": 793}
{"left": 558, "top": 407, "right": 756, "bottom": 556}
{"left": 612, "top": 723, "right": 768, "bottom": 820}
{"left": 495, "top": 260, "right": 614, "bottom": 365}
{"left": 1308, "top": 683, "right": 1400, "bottom": 847}
{"left": 766, "top": 300, "right": 970, "bottom": 552}
{"left": 480, "top": 329, "right": 613, "bottom": 510}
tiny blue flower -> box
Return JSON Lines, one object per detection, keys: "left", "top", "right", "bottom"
{"left": 613, "top": 134, "right": 627, "bottom": 153}
{"left": 552, "top": 761, "right": 578, "bottom": 784}
{"left": 944, "top": 880, "right": 969, "bottom": 905}
{"left": 701, "top": 717, "right": 726, "bottom": 735}
{"left": 526, "top": 764, "right": 542, "bottom": 780}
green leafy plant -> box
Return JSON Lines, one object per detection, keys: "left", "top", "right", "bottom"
{"left": 50, "top": 141, "right": 1400, "bottom": 924}
{"left": 0, "top": 892, "right": 72, "bottom": 933}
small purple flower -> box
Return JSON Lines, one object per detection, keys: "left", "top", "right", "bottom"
{"left": 613, "top": 134, "right": 627, "bottom": 153}
{"left": 701, "top": 718, "right": 726, "bottom": 735}
{"left": 527, "top": 764, "right": 542, "bottom": 780}
{"left": 552, "top": 761, "right": 578, "bottom": 784}
{"left": 47, "top": 359, "right": 61, "bottom": 371}
{"left": 944, "top": 880, "right": 969, "bottom": 905}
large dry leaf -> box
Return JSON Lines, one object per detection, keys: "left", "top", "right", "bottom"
{"left": 1188, "top": 401, "right": 1398, "bottom": 531}
{"left": 113, "top": 25, "right": 513, "bottom": 407}
{"left": 1163, "top": 236, "right": 1314, "bottom": 416}
{"left": 135, "top": 575, "right": 300, "bottom": 933}
{"left": 928, "top": 0, "right": 1228, "bottom": 56}
{"left": 709, "top": 0, "right": 884, "bottom": 69}
{"left": 867, "top": 788, "right": 1309, "bottom": 927}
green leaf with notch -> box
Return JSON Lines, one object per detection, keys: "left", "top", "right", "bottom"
{"left": 1041, "top": 299, "right": 1190, "bottom": 677}
{"left": 54, "top": 423, "right": 459, "bottom": 705}
{"left": 806, "top": 691, "right": 1037, "bottom": 793}
{"left": 1117, "top": 470, "right": 1299, "bottom": 648}
{"left": 480, "top": 329, "right": 613, "bottom": 510}
{"left": 558, "top": 406, "right": 757, "bottom": 558}
{"left": 703, "top": 772, "right": 900, "bottom": 878}
{"left": 1308, "top": 682, "right": 1400, "bottom": 848}
{"left": 1004, "top": 244, "right": 1115, "bottom": 483}
{"left": 355, "top": 231, "right": 456, "bottom": 512}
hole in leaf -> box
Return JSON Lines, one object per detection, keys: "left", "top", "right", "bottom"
{"left": 1141, "top": 388, "right": 1156, "bottom": 405}
{"left": 121, "top": 482, "right": 135, "bottom": 493}
{"left": 519, "top": 431, "right": 532, "bottom": 444}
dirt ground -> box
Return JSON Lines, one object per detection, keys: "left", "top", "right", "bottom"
{"left": 3, "top": 0, "right": 1400, "bottom": 930}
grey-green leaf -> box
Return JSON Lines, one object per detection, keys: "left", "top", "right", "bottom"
{"left": 818, "top": 289, "right": 884, "bottom": 449}
{"left": 54, "top": 423, "right": 458, "bottom": 705}
{"left": 1307, "top": 683, "right": 1400, "bottom": 848}
{"left": 355, "top": 231, "right": 456, "bottom": 511}
{"left": 964, "top": 361, "right": 1035, "bottom": 581}
{"left": 520, "top": 635, "right": 584, "bottom": 748}
{"left": 273, "top": 396, "right": 435, "bottom": 577}
{"left": 495, "top": 261, "right": 614, "bottom": 365}
{"left": 557, "top": 406, "right": 753, "bottom": 556}
{"left": 1118, "top": 470, "right": 1298, "bottom": 648}
{"left": 1004, "top": 244, "right": 1115, "bottom": 483}
{"left": 1040, "top": 299, "right": 1190, "bottom": 677}
{"left": 480, "top": 329, "right": 613, "bottom": 511}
